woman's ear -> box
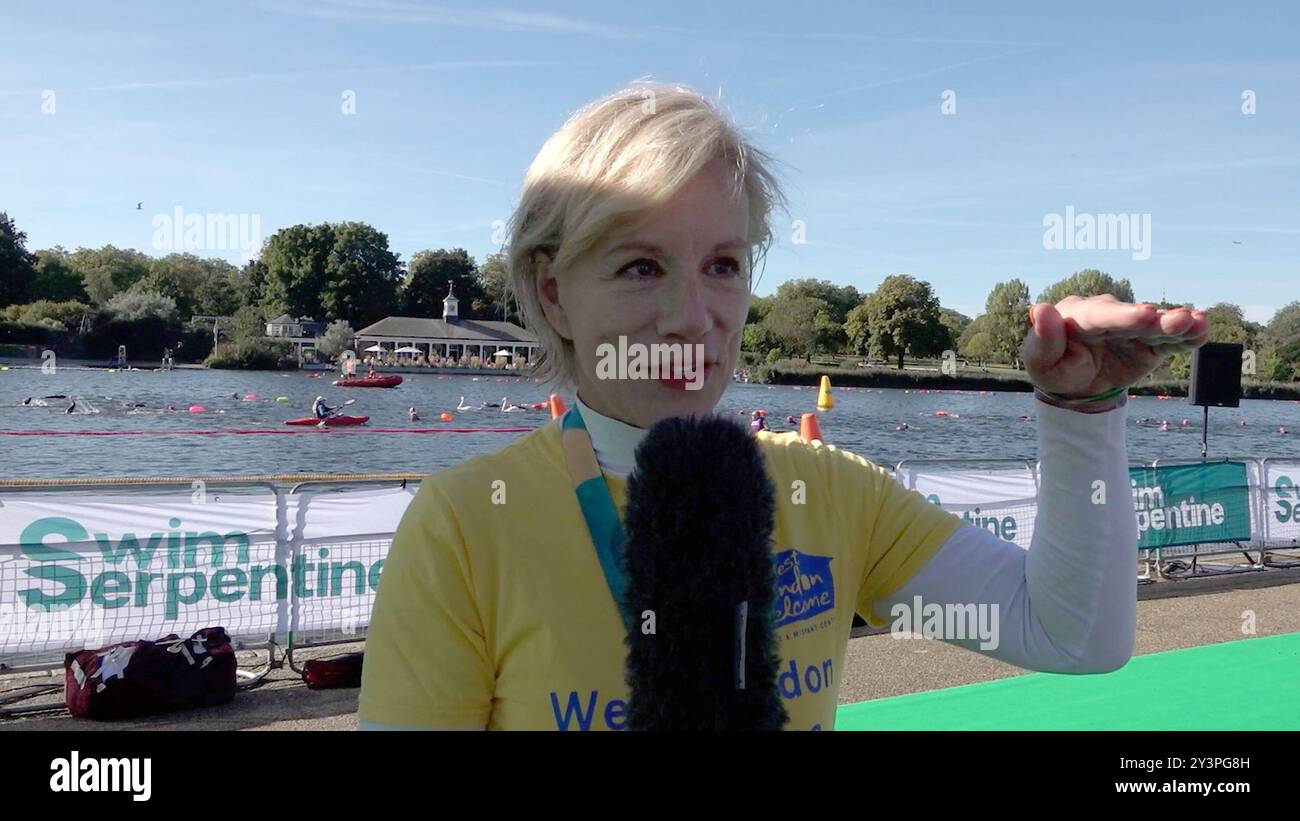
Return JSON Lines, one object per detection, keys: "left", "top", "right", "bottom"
{"left": 534, "top": 252, "right": 574, "bottom": 341}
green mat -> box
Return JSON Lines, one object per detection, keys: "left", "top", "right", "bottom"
{"left": 836, "top": 632, "right": 1300, "bottom": 730}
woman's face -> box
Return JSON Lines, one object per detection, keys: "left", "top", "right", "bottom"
{"left": 538, "top": 159, "right": 752, "bottom": 429}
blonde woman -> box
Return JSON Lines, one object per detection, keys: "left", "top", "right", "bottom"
{"left": 359, "top": 84, "right": 1209, "bottom": 731}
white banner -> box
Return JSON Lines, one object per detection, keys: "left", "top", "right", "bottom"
{"left": 1261, "top": 460, "right": 1300, "bottom": 546}
{"left": 895, "top": 465, "right": 1038, "bottom": 549}
{"left": 0, "top": 485, "right": 417, "bottom": 661}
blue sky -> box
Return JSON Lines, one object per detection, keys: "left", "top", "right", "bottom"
{"left": 1, "top": 1, "right": 1297, "bottom": 321}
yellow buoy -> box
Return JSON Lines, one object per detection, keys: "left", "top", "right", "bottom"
{"left": 816, "top": 375, "right": 834, "bottom": 411}
{"left": 275, "top": 396, "right": 290, "bottom": 402}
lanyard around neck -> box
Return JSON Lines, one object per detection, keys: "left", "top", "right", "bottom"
{"left": 559, "top": 406, "right": 634, "bottom": 631}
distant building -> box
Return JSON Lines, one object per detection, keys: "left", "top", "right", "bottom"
{"left": 353, "top": 284, "right": 539, "bottom": 365}
{"left": 265, "top": 314, "right": 326, "bottom": 360}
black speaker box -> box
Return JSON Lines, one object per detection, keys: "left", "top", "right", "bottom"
{"left": 1188, "top": 342, "right": 1243, "bottom": 408}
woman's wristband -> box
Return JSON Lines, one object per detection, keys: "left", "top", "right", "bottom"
{"left": 1033, "top": 385, "right": 1129, "bottom": 414}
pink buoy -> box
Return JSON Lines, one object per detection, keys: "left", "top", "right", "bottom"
{"left": 189, "top": 405, "right": 206, "bottom": 413}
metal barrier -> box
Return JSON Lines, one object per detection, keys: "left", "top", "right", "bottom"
{"left": 0, "top": 473, "right": 423, "bottom": 714}
{"left": 1145, "top": 456, "right": 1266, "bottom": 579}
{"left": 3, "top": 455, "right": 1299, "bottom": 716}
{"left": 892, "top": 456, "right": 1293, "bottom": 582}
{"left": 1257, "top": 458, "right": 1300, "bottom": 568}
{"left": 282, "top": 476, "right": 420, "bottom": 674}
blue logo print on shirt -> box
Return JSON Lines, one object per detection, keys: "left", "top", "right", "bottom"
{"left": 772, "top": 549, "right": 834, "bottom": 627}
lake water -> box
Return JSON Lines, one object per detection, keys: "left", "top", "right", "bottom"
{"left": 2, "top": 366, "right": 1298, "bottom": 480}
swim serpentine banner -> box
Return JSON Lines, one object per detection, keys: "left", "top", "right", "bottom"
{"left": 0, "top": 485, "right": 414, "bottom": 661}
{"left": 0, "top": 461, "right": 1275, "bottom": 662}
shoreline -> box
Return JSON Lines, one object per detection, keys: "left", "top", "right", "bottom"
{"left": 6, "top": 355, "right": 1300, "bottom": 401}
{"left": 756, "top": 365, "right": 1300, "bottom": 400}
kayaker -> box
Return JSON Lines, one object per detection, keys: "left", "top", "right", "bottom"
{"left": 313, "top": 396, "right": 334, "bottom": 420}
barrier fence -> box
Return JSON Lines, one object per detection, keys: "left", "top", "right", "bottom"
{"left": 3, "top": 457, "right": 1298, "bottom": 680}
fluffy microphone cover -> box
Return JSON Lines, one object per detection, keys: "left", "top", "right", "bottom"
{"left": 622, "top": 414, "right": 788, "bottom": 730}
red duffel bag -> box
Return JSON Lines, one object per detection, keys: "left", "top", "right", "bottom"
{"left": 64, "top": 627, "right": 237, "bottom": 720}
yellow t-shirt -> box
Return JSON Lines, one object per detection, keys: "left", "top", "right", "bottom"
{"left": 358, "top": 422, "right": 962, "bottom": 730}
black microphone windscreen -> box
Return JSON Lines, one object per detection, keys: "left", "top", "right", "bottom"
{"left": 622, "top": 414, "right": 787, "bottom": 731}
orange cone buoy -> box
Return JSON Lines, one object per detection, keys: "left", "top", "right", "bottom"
{"left": 440, "top": 412, "right": 454, "bottom": 422}
{"left": 550, "top": 393, "right": 568, "bottom": 419}
{"left": 816, "top": 375, "right": 834, "bottom": 411}
{"left": 800, "top": 412, "right": 823, "bottom": 443}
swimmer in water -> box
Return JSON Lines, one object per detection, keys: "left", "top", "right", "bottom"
{"left": 786, "top": 415, "right": 796, "bottom": 425}
{"left": 165, "top": 404, "right": 176, "bottom": 412}
{"left": 1158, "top": 420, "right": 1169, "bottom": 431}
{"left": 1280, "top": 427, "right": 1289, "bottom": 435}
{"left": 408, "top": 407, "right": 420, "bottom": 421}
{"left": 1238, "top": 419, "right": 1246, "bottom": 427}
{"left": 895, "top": 423, "right": 910, "bottom": 432}
{"left": 456, "top": 396, "right": 473, "bottom": 411}
{"left": 65, "top": 399, "right": 76, "bottom": 414}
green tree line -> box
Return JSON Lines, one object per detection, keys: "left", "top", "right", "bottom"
{"left": 0, "top": 211, "right": 517, "bottom": 367}
{"left": 4, "top": 210, "right": 1299, "bottom": 380}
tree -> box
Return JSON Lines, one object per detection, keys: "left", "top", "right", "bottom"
{"left": 774, "top": 279, "right": 862, "bottom": 324}
{"left": 844, "top": 303, "right": 872, "bottom": 356}
{"left": 12, "top": 299, "right": 91, "bottom": 330}
{"left": 225, "top": 304, "right": 269, "bottom": 345}
{"left": 0, "top": 212, "right": 38, "bottom": 307}
{"left": 73, "top": 245, "right": 153, "bottom": 305}
{"left": 1203, "top": 302, "right": 1255, "bottom": 347}
{"left": 1259, "top": 302, "right": 1300, "bottom": 380}
{"left": 402, "top": 248, "right": 482, "bottom": 318}
{"left": 964, "top": 332, "right": 994, "bottom": 366}
{"left": 862, "top": 275, "right": 944, "bottom": 369}
{"left": 321, "top": 222, "right": 402, "bottom": 328}
{"left": 134, "top": 254, "right": 239, "bottom": 320}
{"left": 957, "top": 314, "right": 990, "bottom": 360}
{"left": 742, "top": 322, "right": 780, "bottom": 356}
{"left": 105, "top": 289, "right": 178, "bottom": 322}
{"left": 759, "top": 295, "right": 839, "bottom": 361}
{"left": 193, "top": 271, "right": 241, "bottom": 317}
{"left": 258, "top": 222, "right": 401, "bottom": 327}
{"left": 748, "top": 294, "right": 774, "bottom": 325}
{"left": 475, "top": 252, "right": 517, "bottom": 322}
{"left": 238, "top": 258, "right": 268, "bottom": 309}
{"left": 938, "top": 308, "right": 970, "bottom": 352}
{"left": 1036, "top": 269, "right": 1135, "bottom": 305}
{"left": 259, "top": 224, "right": 335, "bottom": 320}
{"left": 984, "top": 279, "right": 1031, "bottom": 367}
{"left": 31, "top": 247, "right": 89, "bottom": 303}
{"left": 318, "top": 319, "right": 355, "bottom": 359}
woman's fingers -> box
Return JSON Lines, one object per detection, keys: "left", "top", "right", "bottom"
{"left": 1024, "top": 303, "right": 1067, "bottom": 371}
{"left": 1058, "top": 299, "right": 1207, "bottom": 343}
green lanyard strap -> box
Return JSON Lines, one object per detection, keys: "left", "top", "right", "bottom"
{"left": 559, "top": 406, "right": 634, "bottom": 631}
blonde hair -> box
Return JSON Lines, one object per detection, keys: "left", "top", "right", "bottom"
{"left": 506, "top": 82, "right": 785, "bottom": 387}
